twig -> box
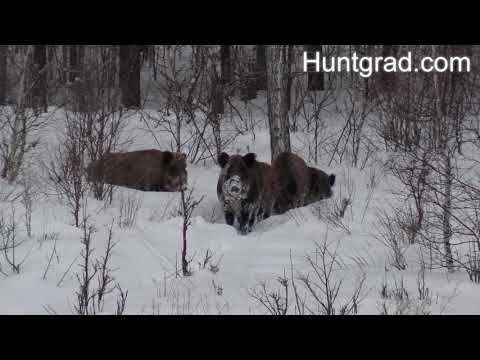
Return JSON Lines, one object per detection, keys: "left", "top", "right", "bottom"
{"left": 57, "top": 254, "right": 80, "bottom": 287}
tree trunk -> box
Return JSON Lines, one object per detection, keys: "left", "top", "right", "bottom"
{"left": 442, "top": 152, "right": 454, "bottom": 272}
{"left": 432, "top": 46, "right": 443, "bottom": 129}
{"left": 380, "top": 45, "right": 399, "bottom": 93}
{"left": 239, "top": 46, "right": 257, "bottom": 101}
{"left": 119, "top": 45, "right": 141, "bottom": 109}
{"left": 61, "top": 45, "right": 68, "bottom": 83}
{"left": 181, "top": 190, "right": 189, "bottom": 276}
{"left": 286, "top": 45, "right": 294, "bottom": 111}
{"left": 220, "top": 45, "right": 232, "bottom": 85}
{"left": 432, "top": 45, "right": 454, "bottom": 273}
{"left": 305, "top": 45, "right": 324, "bottom": 91}
{"left": 214, "top": 45, "right": 227, "bottom": 114}
{"left": 266, "top": 45, "right": 292, "bottom": 162}
{"left": 2, "top": 45, "right": 32, "bottom": 182}
{"left": 107, "top": 45, "right": 118, "bottom": 88}
{"left": 32, "top": 45, "right": 47, "bottom": 113}
{"left": 47, "top": 45, "right": 56, "bottom": 84}
{"left": 211, "top": 58, "right": 223, "bottom": 156}
{"left": 151, "top": 45, "right": 157, "bottom": 81}
{"left": 255, "top": 45, "right": 267, "bottom": 91}
{"left": 0, "top": 45, "right": 7, "bottom": 105}
{"left": 69, "top": 45, "right": 87, "bottom": 112}
{"left": 69, "top": 45, "right": 79, "bottom": 83}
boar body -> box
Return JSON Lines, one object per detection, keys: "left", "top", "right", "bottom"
{"left": 217, "top": 152, "right": 274, "bottom": 235}
{"left": 87, "top": 149, "right": 187, "bottom": 192}
{"left": 271, "top": 152, "right": 335, "bottom": 214}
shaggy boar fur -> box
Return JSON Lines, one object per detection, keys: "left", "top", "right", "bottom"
{"left": 271, "top": 152, "right": 335, "bottom": 214}
{"left": 217, "top": 152, "right": 274, "bottom": 235}
{"left": 86, "top": 149, "right": 187, "bottom": 192}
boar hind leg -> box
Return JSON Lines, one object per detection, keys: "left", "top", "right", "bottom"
{"left": 262, "top": 205, "right": 271, "bottom": 220}
{"left": 274, "top": 195, "right": 290, "bottom": 214}
{"left": 132, "top": 183, "right": 148, "bottom": 191}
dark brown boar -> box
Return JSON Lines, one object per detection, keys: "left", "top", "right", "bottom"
{"left": 305, "top": 166, "right": 335, "bottom": 205}
{"left": 271, "top": 152, "right": 335, "bottom": 214}
{"left": 217, "top": 152, "right": 274, "bottom": 235}
{"left": 86, "top": 149, "right": 187, "bottom": 192}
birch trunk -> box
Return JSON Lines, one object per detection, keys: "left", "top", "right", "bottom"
{"left": 442, "top": 152, "right": 454, "bottom": 272}
{"left": 432, "top": 45, "right": 454, "bottom": 272}
{"left": 266, "top": 45, "right": 292, "bottom": 162}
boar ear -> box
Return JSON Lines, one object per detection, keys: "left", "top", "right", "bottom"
{"left": 243, "top": 153, "right": 257, "bottom": 168}
{"left": 163, "top": 151, "right": 174, "bottom": 165}
{"left": 174, "top": 152, "right": 187, "bottom": 162}
{"left": 328, "top": 174, "right": 336, "bottom": 187}
{"left": 218, "top": 152, "right": 230, "bottom": 168}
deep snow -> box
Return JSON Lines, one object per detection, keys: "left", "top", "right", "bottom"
{"left": 0, "top": 100, "right": 479, "bottom": 315}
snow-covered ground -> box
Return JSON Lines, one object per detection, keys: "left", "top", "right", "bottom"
{"left": 0, "top": 99, "right": 479, "bottom": 315}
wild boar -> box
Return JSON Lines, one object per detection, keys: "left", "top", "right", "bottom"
{"left": 217, "top": 152, "right": 274, "bottom": 235}
{"left": 86, "top": 149, "right": 187, "bottom": 192}
{"left": 271, "top": 152, "right": 335, "bottom": 214}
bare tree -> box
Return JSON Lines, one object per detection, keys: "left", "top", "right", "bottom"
{"left": 0, "top": 45, "right": 7, "bottom": 105}
{"left": 210, "top": 47, "right": 225, "bottom": 157}
{"left": 220, "top": 45, "right": 232, "bottom": 85}
{"left": 379, "top": 45, "right": 399, "bottom": 93}
{"left": 296, "top": 240, "right": 366, "bottom": 315}
{"left": 255, "top": 45, "right": 267, "bottom": 91}
{"left": 179, "top": 186, "right": 204, "bottom": 276}
{"left": 305, "top": 45, "right": 324, "bottom": 91}
{"left": 74, "top": 215, "right": 128, "bottom": 315}
{"left": 57, "top": 46, "right": 129, "bottom": 202}
{"left": 374, "top": 207, "right": 409, "bottom": 271}
{"left": 1, "top": 45, "right": 45, "bottom": 183}
{"left": 118, "top": 191, "right": 141, "bottom": 228}
{"left": 249, "top": 238, "right": 367, "bottom": 315}
{"left": 119, "top": 45, "right": 141, "bottom": 109}
{"left": 249, "top": 272, "right": 289, "bottom": 315}
{"left": 0, "top": 208, "right": 29, "bottom": 274}
{"left": 45, "top": 110, "right": 90, "bottom": 227}
{"left": 69, "top": 45, "right": 78, "bottom": 83}
{"left": 377, "top": 45, "right": 480, "bottom": 277}
{"left": 144, "top": 45, "right": 231, "bottom": 164}
{"left": 432, "top": 45, "right": 454, "bottom": 272}
{"left": 266, "top": 45, "right": 292, "bottom": 162}
{"left": 30, "top": 45, "right": 47, "bottom": 114}
{"left": 61, "top": 45, "right": 68, "bottom": 84}
{"left": 379, "top": 268, "right": 433, "bottom": 315}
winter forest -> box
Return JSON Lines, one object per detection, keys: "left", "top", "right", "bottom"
{"left": 0, "top": 44, "right": 479, "bottom": 315}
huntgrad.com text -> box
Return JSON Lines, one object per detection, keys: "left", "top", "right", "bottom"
{"left": 303, "top": 51, "right": 471, "bottom": 78}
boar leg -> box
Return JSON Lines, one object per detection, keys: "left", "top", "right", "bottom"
{"left": 262, "top": 205, "right": 271, "bottom": 220}
{"left": 248, "top": 208, "right": 257, "bottom": 232}
{"left": 257, "top": 207, "right": 264, "bottom": 221}
{"left": 274, "top": 195, "right": 290, "bottom": 214}
{"left": 225, "top": 211, "right": 235, "bottom": 226}
{"left": 238, "top": 210, "right": 250, "bottom": 235}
